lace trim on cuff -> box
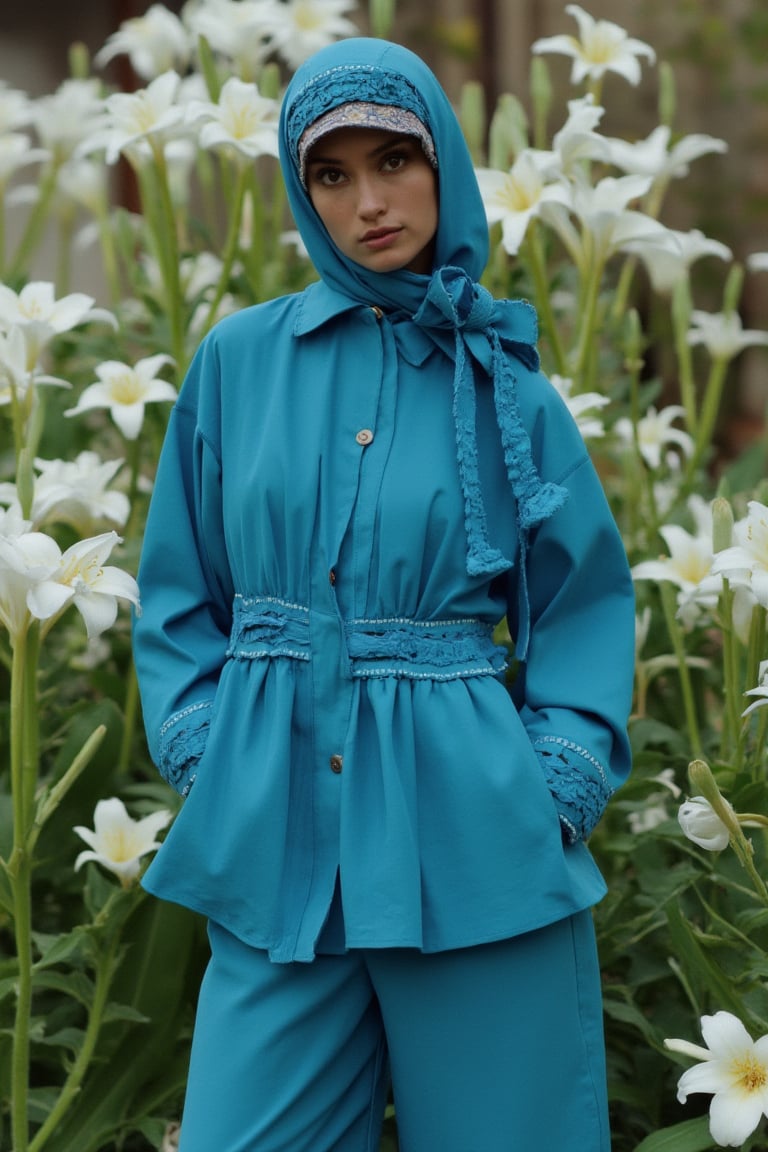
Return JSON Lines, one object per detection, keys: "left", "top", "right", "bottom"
{"left": 533, "top": 736, "right": 613, "bottom": 844}
{"left": 158, "top": 701, "right": 213, "bottom": 795}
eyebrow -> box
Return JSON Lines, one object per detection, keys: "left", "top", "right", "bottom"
{"left": 306, "top": 134, "right": 417, "bottom": 167}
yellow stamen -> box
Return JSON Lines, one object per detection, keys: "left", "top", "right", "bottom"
{"left": 731, "top": 1054, "right": 768, "bottom": 1094}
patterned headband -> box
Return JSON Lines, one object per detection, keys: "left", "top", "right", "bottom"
{"left": 298, "top": 101, "right": 438, "bottom": 187}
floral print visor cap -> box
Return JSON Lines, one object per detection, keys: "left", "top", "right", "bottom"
{"left": 298, "top": 101, "right": 438, "bottom": 186}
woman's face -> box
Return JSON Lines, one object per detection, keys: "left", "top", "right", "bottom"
{"left": 305, "top": 126, "right": 438, "bottom": 275}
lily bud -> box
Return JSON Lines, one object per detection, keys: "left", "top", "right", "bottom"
{"left": 678, "top": 796, "right": 730, "bottom": 852}
{"left": 711, "top": 497, "right": 734, "bottom": 555}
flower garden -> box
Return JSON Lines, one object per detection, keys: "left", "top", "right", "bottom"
{"left": 0, "top": 2, "right": 767, "bottom": 1149}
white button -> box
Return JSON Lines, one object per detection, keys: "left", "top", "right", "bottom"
{"left": 356, "top": 429, "right": 374, "bottom": 446}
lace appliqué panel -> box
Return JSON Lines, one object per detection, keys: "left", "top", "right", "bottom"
{"left": 158, "top": 701, "right": 213, "bottom": 796}
{"left": 533, "top": 736, "right": 613, "bottom": 844}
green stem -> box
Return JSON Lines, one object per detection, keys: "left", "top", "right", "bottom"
{"left": 610, "top": 254, "right": 638, "bottom": 325}
{"left": 7, "top": 159, "right": 61, "bottom": 282}
{"left": 8, "top": 624, "right": 40, "bottom": 1152}
{"left": 55, "top": 208, "right": 75, "bottom": 297}
{"left": 118, "top": 662, "right": 139, "bottom": 776}
{"left": 522, "top": 221, "right": 566, "bottom": 375}
{"left": 571, "top": 245, "right": 604, "bottom": 392}
{"left": 671, "top": 278, "right": 697, "bottom": 435}
{"left": 147, "top": 144, "right": 186, "bottom": 380}
{"left": 28, "top": 725, "right": 107, "bottom": 858}
{"left": 28, "top": 935, "right": 120, "bottom": 1152}
{"left": 97, "top": 209, "right": 122, "bottom": 309}
{"left": 686, "top": 356, "right": 729, "bottom": 480}
{"left": 124, "top": 437, "right": 142, "bottom": 540}
{"left": 661, "top": 582, "right": 702, "bottom": 758}
{"left": 199, "top": 164, "right": 248, "bottom": 339}
{"left": 9, "top": 638, "right": 30, "bottom": 1152}
{"left": 719, "top": 580, "right": 742, "bottom": 764}
{"left": 0, "top": 185, "right": 6, "bottom": 277}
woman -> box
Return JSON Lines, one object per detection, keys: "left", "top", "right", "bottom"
{"left": 133, "top": 35, "right": 635, "bottom": 1152}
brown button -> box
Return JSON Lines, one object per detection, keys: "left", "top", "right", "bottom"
{"left": 371, "top": 305, "right": 383, "bottom": 320}
{"left": 329, "top": 568, "right": 336, "bottom": 586}
{"left": 355, "top": 428, "right": 374, "bottom": 446}
{"left": 329, "top": 754, "right": 343, "bottom": 774}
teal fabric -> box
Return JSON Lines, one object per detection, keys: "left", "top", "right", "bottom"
{"left": 178, "top": 912, "right": 609, "bottom": 1152}
{"left": 133, "top": 39, "right": 635, "bottom": 963}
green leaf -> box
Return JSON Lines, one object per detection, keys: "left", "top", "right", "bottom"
{"left": 32, "top": 969, "right": 95, "bottom": 1008}
{"left": 665, "top": 900, "right": 754, "bottom": 1023}
{"left": 32, "top": 926, "right": 93, "bottom": 971}
{"left": 633, "top": 1115, "right": 714, "bottom": 1151}
{"left": 42, "top": 901, "right": 203, "bottom": 1152}
{"left": 101, "top": 1001, "right": 150, "bottom": 1026}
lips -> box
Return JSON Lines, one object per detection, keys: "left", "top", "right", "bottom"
{"left": 363, "top": 228, "right": 402, "bottom": 241}
{"left": 361, "top": 226, "right": 402, "bottom": 249}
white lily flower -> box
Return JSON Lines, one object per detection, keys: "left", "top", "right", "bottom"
{"left": 79, "top": 71, "right": 187, "bottom": 165}
{"left": 748, "top": 252, "right": 768, "bottom": 273}
{"left": 56, "top": 158, "right": 109, "bottom": 216}
{"left": 181, "top": 252, "right": 226, "bottom": 302}
{"left": 532, "top": 5, "right": 655, "bottom": 87}
{"left": 27, "top": 452, "right": 129, "bottom": 533}
{"left": 475, "top": 150, "right": 571, "bottom": 255}
{"left": 74, "top": 797, "right": 172, "bottom": 886}
{"left": 711, "top": 501, "right": 768, "bottom": 610}
{"left": 29, "top": 79, "right": 106, "bottom": 162}
{"left": 0, "top": 513, "right": 61, "bottom": 642}
{"left": 280, "top": 229, "right": 310, "bottom": 261}
{"left": 687, "top": 310, "right": 768, "bottom": 361}
{"left": 602, "top": 125, "right": 727, "bottom": 183}
{"left": 632, "top": 522, "right": 715, "bottom": 596}
{"left": 65, "top": 354, "right": 177, "bottom": 441}
{"left": 0, "top": 281, "right": 116, "bottom": 336}
{"left": 542, "top": 94, "right": 611, "bottom": 177}
{"left": 27, "top": 530, "right": 140, "bottom": 640}
{"left": 615, "top": 404, "right": 693, "bottom": 469}
{"left": 628, "top": 803, "right": 670, "bottom": 834}
{"left": 0, "top": 82, "right": 34, "bottom": 133}
{"left": 743, "top": 660, "right": 768, "bottom": 718}
{"left": 187, "top": 78, "right": 280, "bottom": 163}
{"left": 550, "top": 375, "right": 610, "bottom": 439}
{"left": 94, "top": 3, "right": 192, "bottom": 80}
{"left": 184, "top": 0, "right": 281, "bottom": 76}
{"left": 0, "top": 325, "right": 70, "bottom": 408}
{"left": 269, "top": 0, "right": 358, "bottom": 70}
{"left": 665, "top": 1011, "right": 768, "bottom": 1146}
{"left": 541, "top": 173, "right": 679, "bottom": 271}
{"left": 677, "top": 796, "right": 732, "bottom": 851}
{"left": 623, "top": 228, "right": 732, "bottom": 295}
{"left": 189, "top": 293, "right": 240, "bottom": 338}
{"left": 0, "top": 134, "right": 49, "bottom": 184}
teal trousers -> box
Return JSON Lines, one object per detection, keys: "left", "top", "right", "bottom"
{"left": 178, "top": 909, "right": 610, "bottom": 1151}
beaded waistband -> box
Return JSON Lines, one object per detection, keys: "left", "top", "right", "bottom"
{"left": 227, "top": 595, "right": 507, "bottom": 681}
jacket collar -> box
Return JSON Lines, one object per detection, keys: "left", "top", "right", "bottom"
{"left": 293, "top": 281, "right": 434, "bottom": 366}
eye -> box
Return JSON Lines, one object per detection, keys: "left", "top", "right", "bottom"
{"left": 312, "top": 166, "right": 347, "bottom": 187}
{"left": 381, "top": 150, "right": 409, "bottom": 173}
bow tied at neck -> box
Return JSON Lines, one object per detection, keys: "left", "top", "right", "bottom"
{"left": 413, "top": 266, "right": 495, "bottom": 333}
{"left": 409, "top": 266, "right": 568, "bottom": 660}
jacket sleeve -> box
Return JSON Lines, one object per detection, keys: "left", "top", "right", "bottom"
{"left": 132, "top": 335, "right": 234, "bottom": 795}
{"left": 508, "top": 385, "right": 635, "bottom": 844}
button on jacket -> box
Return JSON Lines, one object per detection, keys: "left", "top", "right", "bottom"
{"left": 133, "top": 38, "right": 635, "bottom": 964}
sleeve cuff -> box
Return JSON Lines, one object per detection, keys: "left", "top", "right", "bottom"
{"left": 158, "top": 701, "right": 213, "bottom": 796}
{"left": 533, "top": 736, "right": 614, "bottom": 844}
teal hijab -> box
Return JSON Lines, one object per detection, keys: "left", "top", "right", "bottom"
{"left": 279, "top": 38, "right": 567, "bottom": 655}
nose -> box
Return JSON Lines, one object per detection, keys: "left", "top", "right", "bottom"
{"left": 356, "top": 174, "right": 386, "bottom": 220}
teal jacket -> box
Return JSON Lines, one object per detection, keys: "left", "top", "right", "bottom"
{"left": 133, "top": 39, "right": 635, "bottom": 963}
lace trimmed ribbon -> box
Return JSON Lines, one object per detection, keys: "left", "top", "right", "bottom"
{"left": 410, "top": 267, "right": 569, "bottom": 659}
